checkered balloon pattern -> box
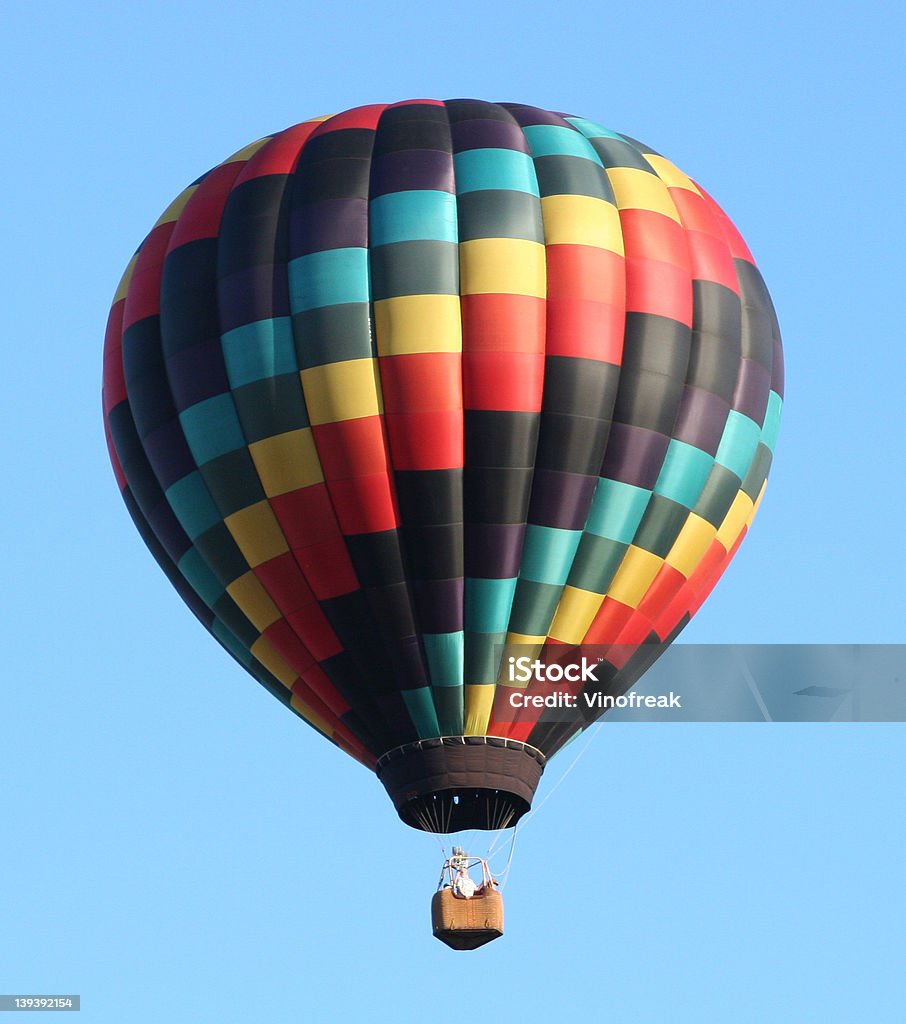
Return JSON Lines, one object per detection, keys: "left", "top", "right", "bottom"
{"left": 104, "top": 100, "right": 783, "bottom": 771}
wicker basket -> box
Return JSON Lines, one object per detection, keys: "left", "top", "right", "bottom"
{"left": 431, "top": 886, "right": 504, "bottom": 950}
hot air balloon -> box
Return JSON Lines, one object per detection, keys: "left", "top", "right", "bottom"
{"left": 103, "top": 99, "right": 783, "bottom": 849}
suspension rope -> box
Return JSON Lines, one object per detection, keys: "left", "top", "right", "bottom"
{"left": 429, "top": 829, "right": 446, "bottom": 856}
{"left": 496, "top": 824, "right": 519, "bottom": 888}
{"left": 511, "top": 724, "right": 601, "bottom": 835}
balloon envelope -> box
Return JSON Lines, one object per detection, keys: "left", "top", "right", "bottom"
{"left": 103, "top": 100, "right": 783, "bottom": 831}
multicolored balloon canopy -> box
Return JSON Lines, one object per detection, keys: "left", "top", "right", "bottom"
{"left": 103, "top": 99, "right": 783, "bottom": 832}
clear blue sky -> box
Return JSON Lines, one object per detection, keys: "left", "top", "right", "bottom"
{"left": 2, "top": 2, "right": 904, "bottom": 1021}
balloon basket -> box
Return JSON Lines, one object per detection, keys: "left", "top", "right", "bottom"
{"left": 431, "top": 887, "right": 504, "bottom": 950}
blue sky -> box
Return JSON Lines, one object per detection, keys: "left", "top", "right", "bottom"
{"left": 2, "top": 1, "right": 904, "bottom": 1020}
